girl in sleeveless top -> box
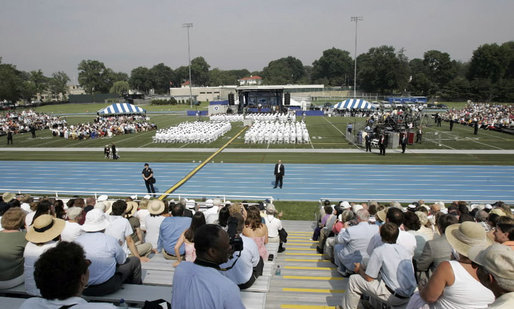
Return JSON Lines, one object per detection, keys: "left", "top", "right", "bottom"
{"left": 243, "top": 205, "right": 269, "bottom": 260}
{"left": 173, "top": 212, "right": 206, "bottom": 267}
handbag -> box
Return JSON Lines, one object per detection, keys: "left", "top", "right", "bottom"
{"left": 150, "top": 177, "right": 156, "bottom": 184}
{"left": 278, "top": 228, "right": 288, "bottom": 243}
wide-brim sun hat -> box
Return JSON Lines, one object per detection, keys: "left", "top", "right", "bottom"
{"left": 26, "top": 214, "right": 65, "bottom": 243}
{"left": 81, "top": 208, "right": 110, "bottom": 232}
{"left": 125, "top": 201, "right": 138, "bottom": 217}
{"left": 148, "top": 200, "right": 165, "bottom": 215}
{"left": 376, "top": 208, "right": 388, "bottom": 222}
{"left": 340, "top": 201, "right": 351, "bottom": 209}
{"left": 468, "top": 243, "right": 514, "bottom": 281}
{"left": 446, "top": 221, "right": 494, "bottom": 257}
{"left": 2, "top": 192, "right": 16, "bottom": 203}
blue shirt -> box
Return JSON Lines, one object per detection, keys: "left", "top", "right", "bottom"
{"left": 157, "top": 216, "right": 191, "bottom": 255}
{"left": 172, "top": 262, "right": 244, "bottom": 309}
{"left": 75, "top": 232, "right": 126, "bottom": 285}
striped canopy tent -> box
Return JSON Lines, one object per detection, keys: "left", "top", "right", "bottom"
{"left": 333, "top": 99, "right": 374, "bottom": 110}
{"left": 97, "top": 103, "right": 146, "bottom": 115}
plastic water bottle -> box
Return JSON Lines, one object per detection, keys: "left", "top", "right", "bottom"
{"left": 275, "top": 265, "right": 281, "bottom": 276}
{"left": 118, "top": 298, "right": 128, "bottom": 308}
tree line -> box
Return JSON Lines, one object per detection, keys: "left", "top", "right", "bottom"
{"left": 1, "top": 41, "right": 513, "bottom": 103}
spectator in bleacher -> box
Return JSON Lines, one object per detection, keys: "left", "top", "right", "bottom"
{"left": 218, "top": 204, "right": 231, "bottom": 230}
{"left": 367, "top": 207, "right": 417, "bottom": 257}
{"left": 475, "top": 209, "right": 491, "bottom": 232}
{"left": 173, "top": 212, "right": 206, "bottom": 267}
{"left": 144, "top": 200, "right": 168, "bottom": 249}
{"left": 415, "top": 211, "right": 435, "bottom": 240}
{"left": 26, "top": 199, "right": 54, "bottom": 227}
{"left": 324, "top": 208, "right": 353, "bottom": 261}
{"left": 416, "top": 214, "right": 458, "bottom": 274}
{"left": 0, "top": 208, "right": 27, "bottom": 289}
{"left": 316, "top": 204, "right": 341, "bottom": 254}
{"left": 85, "top": 197, "right": 96, "bottom": 209}
{"left": 334, "top": 209, "right": 378, "bottom": 277}
{"left": 158, "top": 203, "right": 191, "bottom": 260}
{"left": 468, "top": 243, "right": 514, "bottom": 308}
{"left": 493, "top": 216, "right": 514, "bottom": 248}
{"left": 19, "top": 241, "right": 116, "bottom": 309}
{"left": 243, "top": 205, "right": 269, "bottom": 261}
{"left": 53, "top": 199, "right": 66, "bottom": 220}
{"left": 417, "top": 222, "right": 495, "bottom": 308}
{"left": 0, "top": 192, "right": 16, "bottom": 215}
{"left": 105, "top": 200, "right": 151, "bottom": 262}
{"left": 124, "top": 201, "right": 152, "bottom": 255}
{"left": 220, "top": 213, "right": 263, "bottom": 289}
{"left": 341, "top": 222, "right": 417, "bottom": 309}
{"left": 60, "top": 207, "right": 84, "bottom": 242}
{"left": 403, "top": 211, "right": 427, "bottom": 259}
{"left": 76, "top": 209, "right": 142, "bottom": 296}
{"left": 172, "top": 224, "right": 245, "bottom": 308}
{"left": 264, "top": 203, "right": 285, "bottom": 253}
{"left": 134, "top": 199, "right": 150, "bottom": 231}
{"left": 24, "top": 214, "right": 65, "bottom": 296}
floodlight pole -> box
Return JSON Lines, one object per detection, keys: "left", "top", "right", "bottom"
{"left": 351, "top": 16, "right": 363, "bottom": 98}
{"left": 183, "top": 23, "right": 193, "bottom": 108}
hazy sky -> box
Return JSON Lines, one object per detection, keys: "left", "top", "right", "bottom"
{"left": 1, "top": 0, "right": 513, "bottom": 83}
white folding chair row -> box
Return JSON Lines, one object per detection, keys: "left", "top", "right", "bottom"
{"left": 153, "top": 121, "right": 231, "bottom": 143}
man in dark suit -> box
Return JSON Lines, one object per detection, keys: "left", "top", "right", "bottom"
{"left": 365, "top": 133, "right": 372, "bottom": 152}
{"left": 378, "top": 133, "right": 386, "bottom": 156}
{"left": 274, "top": 160, "right": 285, "bottom": 189}
{"left": 400, "top": 131, "right": 407, "bottom": 154}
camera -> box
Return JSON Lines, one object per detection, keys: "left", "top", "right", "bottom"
{"left": 227, "top": 216, "right": 244, "bottom": 253}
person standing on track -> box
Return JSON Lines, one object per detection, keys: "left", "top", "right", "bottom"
{"left": 142, "top": 163, "right": 156, "bottom": 196}
{"left": 273, "top": 160, "right": 285, "bottom": 189}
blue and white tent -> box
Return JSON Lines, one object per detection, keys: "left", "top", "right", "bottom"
{"left": 333, "top": 99, "right": 375, "bottom": 110}
{"left": 97, "top": 103, "right": 146, "bottom": 115}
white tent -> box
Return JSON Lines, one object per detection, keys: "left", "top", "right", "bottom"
{"left": 97, "top": 103, "right": 146, "bottom": 115}
{"left": 333, "top": 99, "right": 374, "bottom": 110}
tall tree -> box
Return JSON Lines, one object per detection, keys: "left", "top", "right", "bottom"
{"left": 311, "top": 48, "right": 353, "bottom": 86}
{"left": 467, "top": 43, "right": 508, "bottom": 83}
{"left": 423, "top": 50, "right": 457, "bottom": 89}
{"left": 48, "top": 71, "right": 70, "bottom": 97}
{"left": 262, "top": 56, "right": 305, "bottom": 84}
{"left": 357, "top": 45, "right": 410, "bottom": 94}
{"left": 29, "top": 70, "right": 49, "bottom": 95}
{"left": 129, "top": 66, "right": 153, "bottom": 93}
{"left": 150, "top": 63, "right": 175, "bottom": 94}
{"left": 190, "top": 57, "right": 210, "bottom": 86}
{"left": 77, "top": 60, "right": 111, "bottom": 94}
{"left": 208, "top": 68, "right": 250, "bottom": 86}
{"left": 0, "top": 61, "right": 25, "bottom": 102}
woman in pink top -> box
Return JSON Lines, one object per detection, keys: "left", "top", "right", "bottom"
{"left": 173, "top": 212, "right": 206, "bottom": 267}
{"left": 243, "top": 206, "right": 269, "bottom": 260}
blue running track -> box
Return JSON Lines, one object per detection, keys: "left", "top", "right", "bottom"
{"left": 0, "top": 161, "right": 513, "bottom": 203}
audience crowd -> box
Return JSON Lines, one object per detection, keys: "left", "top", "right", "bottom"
{"left": 313, "top": 199, "right": 513, "bottom": 309}
{"left": 443, "top": 103, "right": 514, "bottom": 130}
{"left": 0, "top": 192, "right": 287, "bottom": 308}
{"left": 50, "top": 115, "right": 156, "bottom": 140}
{"left": 153, "top": 121, "right": 231, "bottom": 143}
{"left": 1, "top": 110, "right": 65, "bottom": 136}
{"left": 1, "top": 191, "right": 512, "bottom": 308}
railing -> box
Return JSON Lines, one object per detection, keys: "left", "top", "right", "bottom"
{"left": 0, "top": 188, "right": 273, "bottom": 204}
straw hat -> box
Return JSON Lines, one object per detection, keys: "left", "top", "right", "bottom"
{"left": 446, "top": 222, "right": 494, "bottom": 257}
{"left": 376, "top": 208, "right": 388, "bottom": 222}
{"left": 26, "top": 215, "right": 65, "bottom": 243}
{"left": 81, "top": 209, "right": 110, "bottom": 232}
{"left": 490, "top": 208, "right": 506, "bottom": 216}
{"left": 125, "top": 201, "right": 138, "bottom": 217}
{"left": 2, "top": 192, "right": 16, "bottom": 203}
{"left": 468, "top": 243, "right": 514, "bottom": 281}
{"left": 148, "top": 200, "right": 165, "bottom": 215}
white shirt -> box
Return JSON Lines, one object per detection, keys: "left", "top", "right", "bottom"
{"left": 264, "top": 215, "right": 282, "bottom": 238}
{"left": 24, "top": 241, "right": 59, "bottom": 296}
{"left": 21, "top": 202, "right": 32, "bottom": 213}
{"left": 25, "top": 212, "right": 36, "bottom": 228}
{"left": 172, "top": 262, "right": 244, "bottom": 309}
{"left": 20, "top": 296, "right": 116, "bottom": 309}
{"left": 144, "top": 215, "right": 165, "bottom": 249}
{"left": 105, "top": 215, "right": 133, "bottom": 255}
{"left": 203, "top": 206, "right": 220, "bottom": 224}
{"left": 367, "top": 228, "right": 417, "bottom": 257}
{"left": 74, "top": 232, "right": 126, "bottom": 286}
{"left": 218, "top": 234, "right": 260, "bottom": 285}
{"left": 60, "top": 221, "right": 83, "bottom": 242}
{"left": 135, "top": 209, "right": 150, "bottom": 231}
{"left": 366, "top": 243, "right": 417, "bottom": 297}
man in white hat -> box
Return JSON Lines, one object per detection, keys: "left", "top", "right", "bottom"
{"left": 75, "top": 209, "right": 142, "bottom": 296}
{"left": 144, "top": 200, "right": 168, "bottom": 249}
{"left": 469, "top": 243, "right": 514, "bottom": 308}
